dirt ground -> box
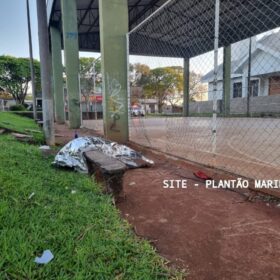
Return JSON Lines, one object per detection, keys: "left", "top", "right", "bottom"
{"left": 55, "top": 123, "right": 280, "bottom": 280}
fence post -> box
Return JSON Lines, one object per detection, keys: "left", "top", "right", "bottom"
{"left": 26, "top": 0, "right": 37, "bottom": 120}
{"left": 183, "top": 58, "right": 190, "bottom": 117}
{"left": 212, "top": 0, "right": 220, "bottom": 155}
{"left": 247, "top": 37, "right": 252, "bottom": 117}
{"left": 223, "top": 45, "right": 231, "bottom": 117}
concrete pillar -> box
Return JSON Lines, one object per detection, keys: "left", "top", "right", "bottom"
{"left": 50, "top": 26, "right": 65, "bottom": 124}
{"left": 183, "top": 58, "right": 190, "bottom": 117}
{"left": 61, "top": 0, "right": 81, "bottom": 128}
{"left": 99, "top": 0, "right": 129, "bottom": 143}
{"left": 36, "top": 0, "right": 55, "bottom": 145}
{"left": 223, "top": 45, "right": 231, "bottom": 116}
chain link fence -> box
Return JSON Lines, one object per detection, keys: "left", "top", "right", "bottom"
{"left": 128, "top": 0, "right": 280, "bottom": 180}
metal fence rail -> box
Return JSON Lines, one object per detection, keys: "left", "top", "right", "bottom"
{"left": 128, "top": 0, "right": 280, "bottom": 180}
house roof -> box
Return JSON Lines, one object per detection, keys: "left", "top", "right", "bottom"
{"left": 233, "top": 31, "right": 280, "bottom": 74}
{"left": 258, "top": 31, "right": 280, "bottom": 54}
{"left": 202, "top": 31, "right": 280, "bottom": 82}
{"left": 202, "top": 60, "right": 241, "bottom": 83}
{"left": 48, "top": 0, "right": 280, "bottom": 58}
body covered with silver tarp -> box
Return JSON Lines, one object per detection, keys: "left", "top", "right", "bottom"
{"left": 53, "top": 136, "right": 154, "bottom": 173}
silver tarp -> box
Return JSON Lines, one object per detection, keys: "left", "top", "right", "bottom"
{"left": 53, "top": 136, "right": 154, "bottom": 173}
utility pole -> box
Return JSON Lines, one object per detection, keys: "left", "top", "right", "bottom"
{"left": 36, "top": 0, "right": 55, "bottom": 145}
{"left": 26, "top": 0, "right": 37, "bottom": 120}
{"left": 247, "top": 37, "right": 252, "bottom": 117}
{"left": 93, "top": 56, "right": 101, "bottom": 123}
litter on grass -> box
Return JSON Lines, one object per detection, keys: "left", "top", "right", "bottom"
{"left": 53, "top": 136, "right": 154, "bottom": 173}
{"left": 34, "top": 250, "right": 54, "bottom": 264}
{"left": 28, "top": 192, "right": 35, "bottom": 200}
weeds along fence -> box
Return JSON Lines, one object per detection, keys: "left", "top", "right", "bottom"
{"left": 127, "top": 0, "right": 280, "bottom": 180}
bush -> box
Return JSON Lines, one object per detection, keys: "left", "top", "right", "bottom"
{"left": 9, "top": 104, "right": 26, "bottom": 111}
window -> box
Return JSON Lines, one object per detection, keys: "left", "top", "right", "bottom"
{"left": 233, "top": 82, "right": 242, "bottom": 98}
{"left": 250, "top": 80, "right": 259, "bottom": 97}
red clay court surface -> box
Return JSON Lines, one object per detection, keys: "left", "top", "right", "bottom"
{"left": 84, "top": 117, "right": 280, "bottom": 180}
{"left": 56, "top": 123, "right": 280, "bottom": 280}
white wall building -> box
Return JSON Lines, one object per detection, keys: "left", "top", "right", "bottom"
{"left": 203, "top": 32, "right": 280, "bottom": 100}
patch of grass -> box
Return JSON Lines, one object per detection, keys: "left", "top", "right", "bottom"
{"left": 0, "top": 112, "right": 44, "bottom": 143}
{"left": 0, "top": 134, "right": 183, "bottom": 279}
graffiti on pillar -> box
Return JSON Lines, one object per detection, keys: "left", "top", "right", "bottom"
{"left": 106, "top": 74, "right": 124, "bottom": 132}
{"left": 66, "top": 32, "right": 78, "bottom": 39}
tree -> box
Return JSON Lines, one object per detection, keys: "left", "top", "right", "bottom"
{"left": 189, "top": 71, "right": 207, "bottom": 101}
{"left": 0, "top": 55, "right": 40, "bottom": 104}
{"left": 129, "top": 63, "right": 206, "bottom": 113}
{"left": 132, "top": 63, "right": 150, "bottom": 88}
{"left": 80, "top": 57, "right": 101, "bottom": 76}
{"left": 129, "top": 63, "right": 151, "bottom": 106}
{"left": 165, "top": 71, "right": 207, "bottom": 111}
{"left": 144, "top": 67, "right": 183, "bottom": 113}
{"left": 79, "top": 57, "right": 102, "bottom": 119}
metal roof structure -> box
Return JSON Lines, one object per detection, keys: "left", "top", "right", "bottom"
{"left": 47, "top": 0, "right": 280, "bottom": 58}
{"left": 47, "top": 0, "right": 168, "bottom": 52}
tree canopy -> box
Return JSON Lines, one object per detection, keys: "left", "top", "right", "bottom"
{"left": 144, "top": 67, "right": 183, "bottom": 113}
{"left": 80, "top": 57, "right": 101, "bottom": 77}
{"left": 79, "top": 57, "right": 102, "bottom": 118}
{"left": 79, "top": 57, "right": 102, "bottom": 93}
{"left": 130, "top": 63, "right": 207, "bottom": 112}
{"left": 0, "top": 55, "right": 41, "bottom": 104}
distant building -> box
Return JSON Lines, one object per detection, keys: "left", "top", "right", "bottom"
{"left": 203, "top": 32, "right": 280, "bottom": 100}
{"left": 0, "top": 88, "right": 15, "bottom": 110}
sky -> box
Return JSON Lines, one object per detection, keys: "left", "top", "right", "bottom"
{"left": 1, "top": 1, "right": 275, "bottom": 75}
{"left": 0, "top": 0, "right": 183, "bottom": 70}
{"left": 0, "top": 0, "right": 98, "bottom": 61}
{"left": 0, "top": 0, "right": 214, "bottom": 74}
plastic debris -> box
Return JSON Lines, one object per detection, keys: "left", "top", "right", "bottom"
{"left": 28, "top": 192, "right": 35, "bottom": 200}
{"left": 39, "top": 145, "right": 51, "bottom": 151}
{"left": 34, "top": 250, "right": 54, "bottom": 264}
{"left": 129, "top": 182, "right": 136, "bottom": 186}
{"left": 193, "top": 171, "right": 212, "bottom": 180}
{"left": 53, "top": 136, "right": 154, "bottom": 173}
{"left": 39, "top": 146, "right": 52, "bottom": 157}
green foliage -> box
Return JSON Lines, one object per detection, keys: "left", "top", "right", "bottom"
{"left": 0, "top": 55, "right": 41, "bottom": 104}
{"left": 0, "top": 112, "right": 44, "bottom": 143}
{"left": 79, "top": 57, "right": 102, "bottom": 117}
{"left": 131, "top": 63, "right": 151, "bottom": 89}
{"left": 9, "top": 104, "right": 26, "bottom": 111}
{"left": 0, "top": 133, "right": 183, "bottom": 279}
{"left": 130, "top": 63, "right": 207, "bottom": 110}
{"left": 80, "top": 57, "right": 101, "bottom": 75}
{"left": 79, "top": 57, "right": 102, "bottom": 92}
{"left": 143, "top": 67, "right": 183, "bottom": 113}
